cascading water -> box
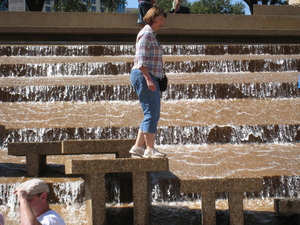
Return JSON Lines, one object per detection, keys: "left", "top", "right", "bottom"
{"left": 2, "top": 124, "right": 299, "bottom": 148}
{"left": 0, "top": 43, "right": 299, "bottom": 224}
{"left": 0, "top": 82, "right": 298, "bottom": 102}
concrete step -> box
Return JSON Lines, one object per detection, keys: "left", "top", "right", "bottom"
{"left": 1, "top": 44, "right": 299, "bottom": 56}
{"left": 0, "top": 79, "right": 298, "bottom": 102}
{"left": 0, "top": 83, "right": 297, "bottom": 102}
{"left": 0, "top": 72, "right": 299, "bottom": 87}
{"left": 1, "top": 71, "right": 298, "bottom": 102}
{"left": 2, "top": 54, "right": 300, "bottom": 64}
{"left": 1, "top": 56, "right": 299, "bottom": 76}
{"left": 2, "top": 124, "right": 300, "bottom": 147}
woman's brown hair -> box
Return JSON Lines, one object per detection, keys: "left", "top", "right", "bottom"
{"left": 143, "top": 5, "right": 167, "bottom": 26}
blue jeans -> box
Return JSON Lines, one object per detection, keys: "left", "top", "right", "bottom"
{"left": 138, "top": 2, "right": 152, "bottom": 24}
{"left": 130, "top": 69, "right": 160, "bottom": 134}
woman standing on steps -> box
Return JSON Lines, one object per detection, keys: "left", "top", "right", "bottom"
{"left": 129, "top": 6, "right": 167, "bottom": 158}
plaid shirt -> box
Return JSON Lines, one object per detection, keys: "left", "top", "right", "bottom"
{"left": 132, "top": 25, "right": 164, "bottom": 78}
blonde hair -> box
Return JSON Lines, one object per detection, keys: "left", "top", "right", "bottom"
{"left": 143, "top": 5, "right": 167, "bottom": 26}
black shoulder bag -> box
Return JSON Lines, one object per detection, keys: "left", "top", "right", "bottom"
{"left": 158, "top": 69, "right": 168, "bottom": 92}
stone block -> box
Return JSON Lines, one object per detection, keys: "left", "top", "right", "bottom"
{"left": 8, "top": 141, "right": 62, "bottom": 155}
{"left": 65, "top": 158, "right": 169, "bottom": 225}
{"left": 65, "top": 158, "right": 169, "bottom": 175}
{"left": 180, "top": 178, "right": 264, "bottom": 225}
{"left": 8, "top": 142, "right": 62, "bottom": 176}
{"left": 180, "top": 177, "right": 263, "bottom": 193}
{"left": 274, "top": 198, "right": 300, "bottom": 215}
{"left": 62, "top": 139, "right": 135, "bottom": 158}
{"left": 7, "top": 139, "right": 135, "bottom": 176}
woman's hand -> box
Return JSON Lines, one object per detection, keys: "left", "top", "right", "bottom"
{"left": 140, "top": 66, "right": 156, "bottom": 92}
{"left": 146, "top": 78, "right": 156, "bottom": 91}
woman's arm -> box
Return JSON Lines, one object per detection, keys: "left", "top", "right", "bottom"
{"left": 139, "top": 65, "right": 157, "bottom": 92}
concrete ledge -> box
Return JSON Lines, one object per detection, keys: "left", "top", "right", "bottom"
{"left": 62, "top": 139, "right": 134, "bottom": 158}
{"left": 8, "top": 141, "right": 62, "bottom": 155}
{"left": 0, "top": 5, "right": 299, "bottom": 43}
{"left": 274, "top": 198, "right": 300, "bottom": 215}
{"left": 1, "top": 12, "right": 299, "bottom": 32}
{"left": 65, "top": 158, "right": 169, "bottom": 174}
{"left": 8, "top": 141, "right": 62, "bottom": 176}
{"left": 8, "top": 139, "right": 134, "bottom": 156}
{"left": 254, "top": 4, "right": 300, "bottom": 15}
{"left": 180, "top": 177, "right": 263, "bottom": 193}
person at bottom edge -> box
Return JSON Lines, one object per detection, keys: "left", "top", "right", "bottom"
{"left": 129, "top": 6, "right": 168, "bottom": 159}
{"left": 14, "top": 179, "right": 66, "bottom": 225}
